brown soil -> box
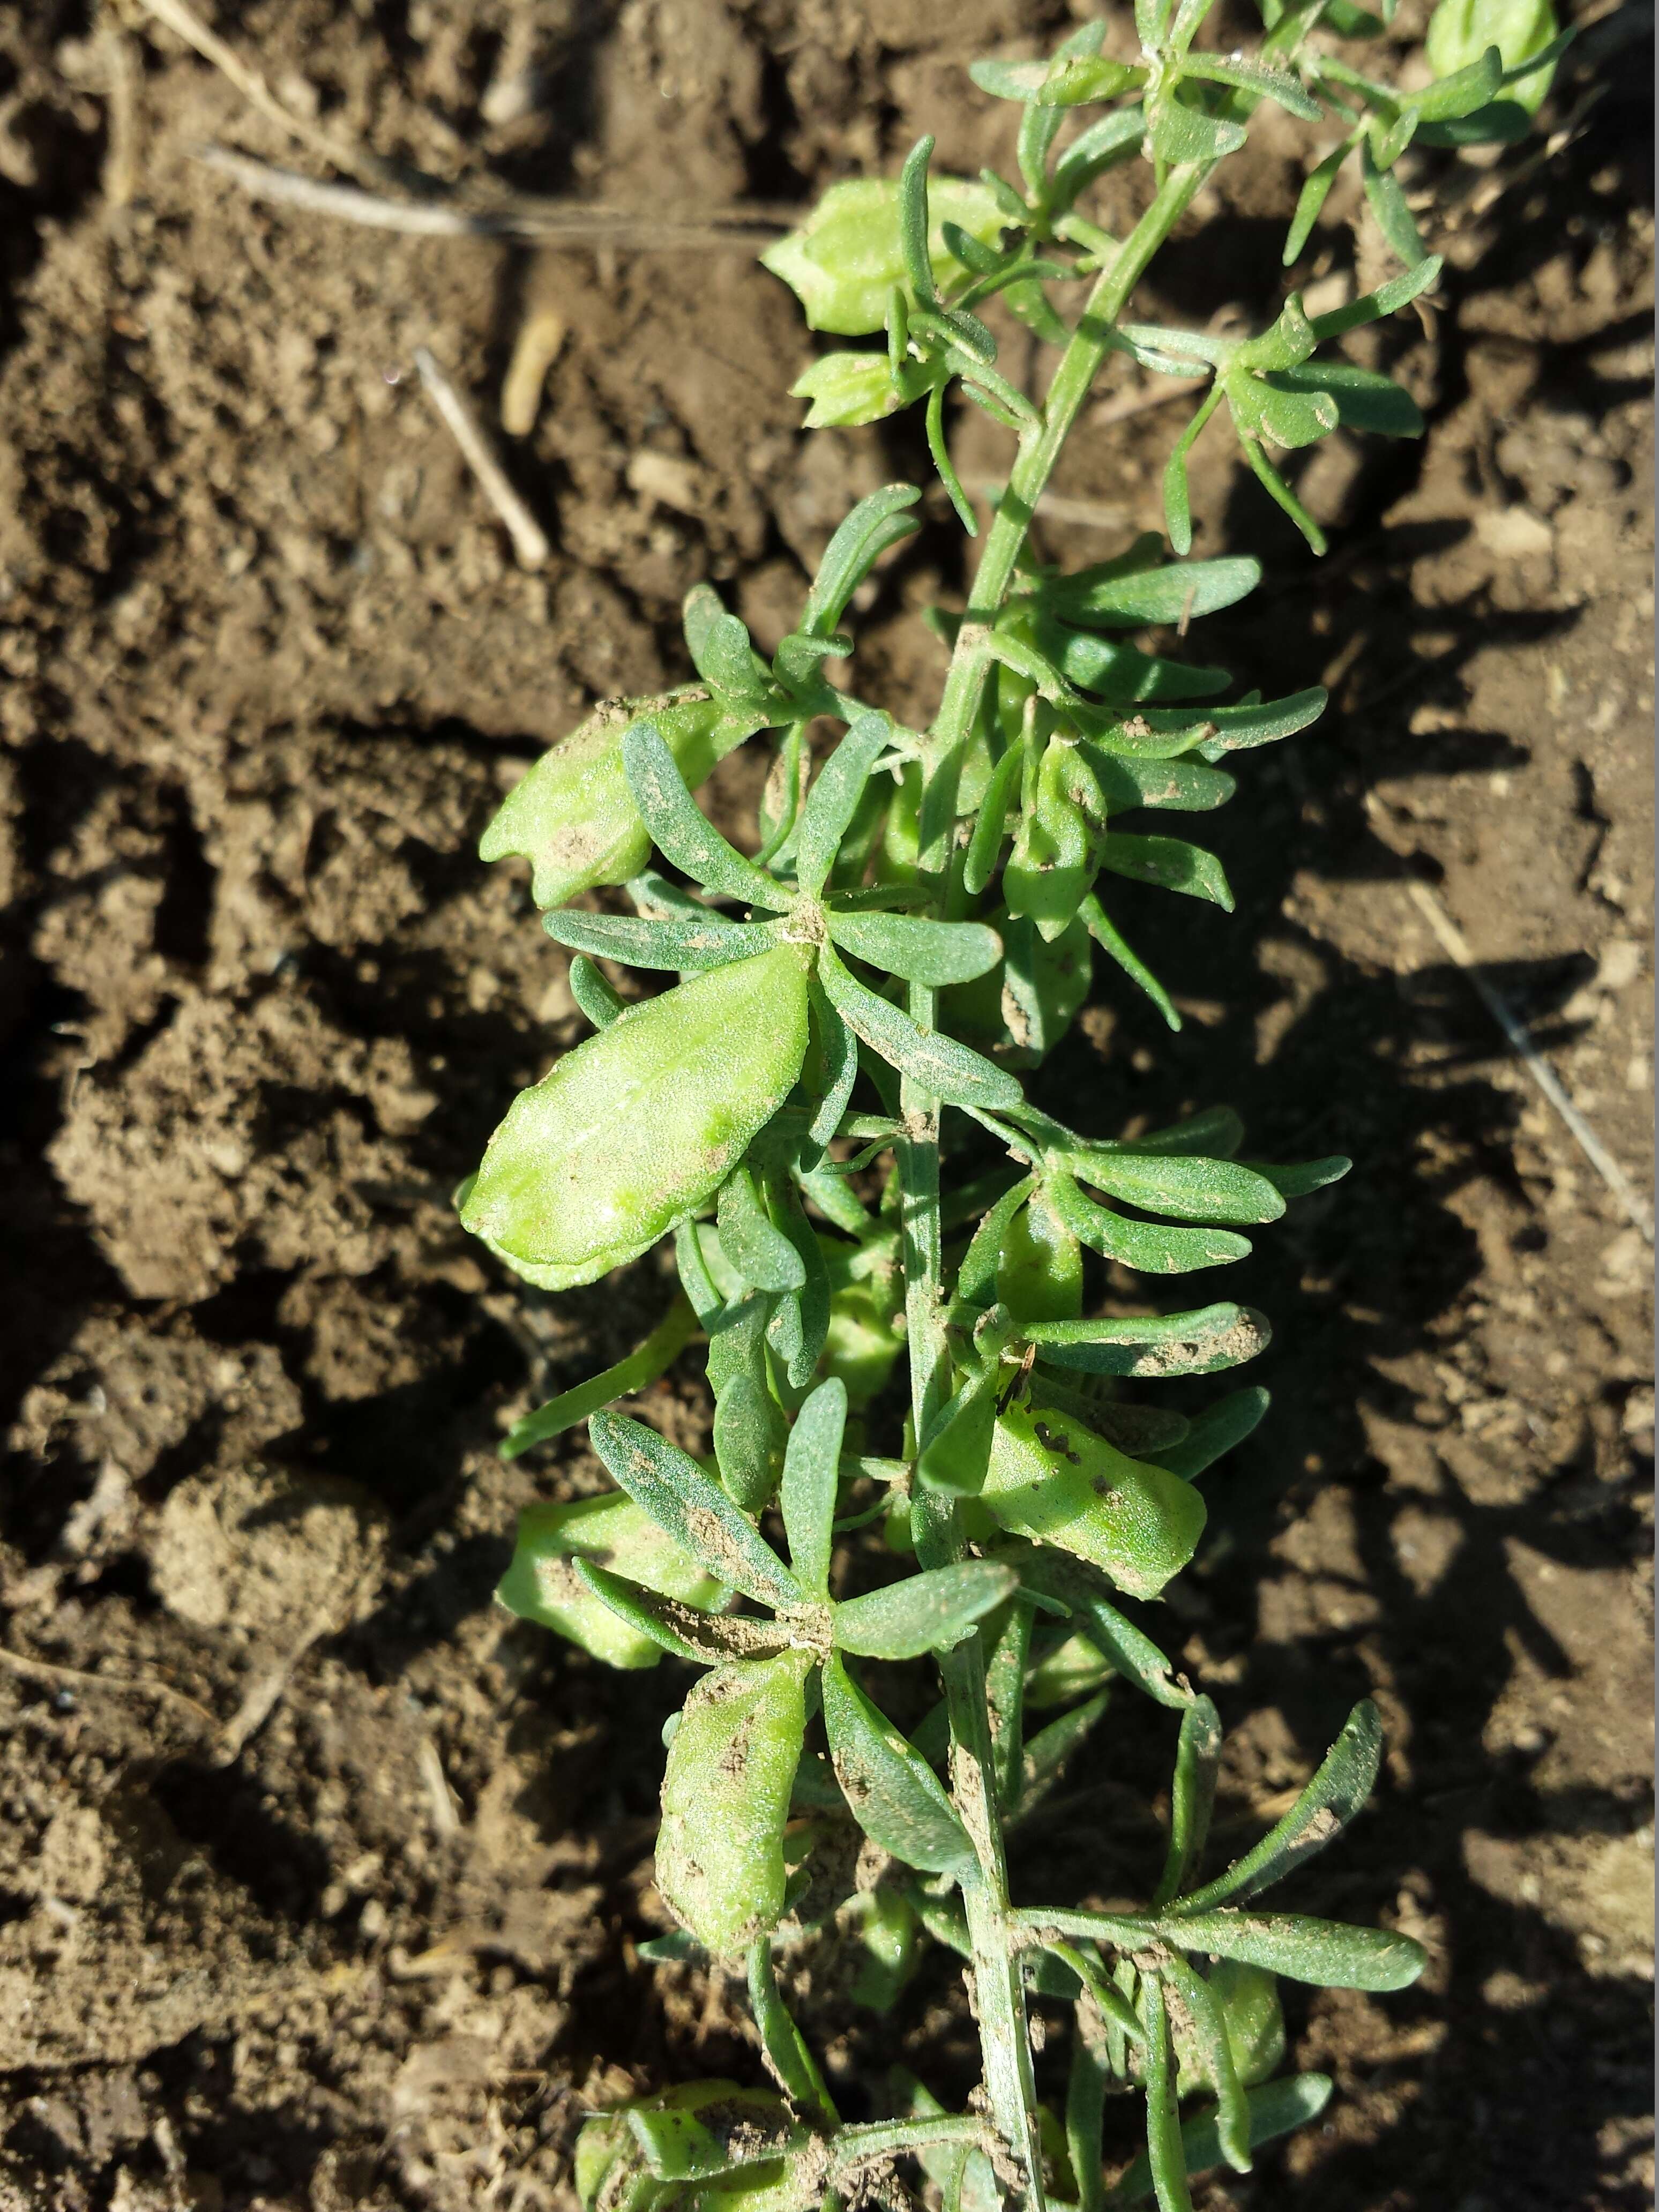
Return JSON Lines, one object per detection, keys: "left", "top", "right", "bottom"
{"left": 0, "top": 3, "right": 1651, "bottom": 2209}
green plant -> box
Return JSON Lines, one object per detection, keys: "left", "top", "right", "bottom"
{"left": 461, "top": 5, "right": 1560, "bottom": 2205}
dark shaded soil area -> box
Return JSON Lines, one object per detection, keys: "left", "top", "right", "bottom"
{"left": 0, "top": 2, "right": 1651, "bottom": 2207}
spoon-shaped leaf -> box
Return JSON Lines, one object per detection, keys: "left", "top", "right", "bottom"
{"left": 542, "top": 907, "right": 781, "bottom": 973}
{"left": 574, "top": 1560, "right": 790, "bottom": 1667}
{"left": 817, "top": 941, "right": 1023, "bottom": 1111}
{"left": 718, "top": 1165, "right": 806, "bottom": 1294}
{"left": 589, "top": 1411, "right": 803, "bottom": 1612}
{"left": 796, "top": 713, "right": 892, "bottom": 895}
{"left": 833, "top": 1561, "right": 1017, "bottom": 1660}
{"left": 1024, "top": 1304, "right": 1272, "bottom": 1382}
{"left": 1172, "top": 1700, "right": 1384, "bottom": 1913}
{"left": 1098, "top": 833, "right": 1234, "bottom": 910}
{"left": 1161, "top": 1909, "right": 1426, "bottom": 1991}
{"left": 820, "top": 1653, "right": 977, "bottom": 1875}
{"left": 1059, "top": 1148, "right": 1284, "bottom": 1224}
{"left": 780, "top": 1377, "right": 847, "bottom": 1598}
{"left": 623, "top": 723, "right": 794, "bottom": 910}
{"left": 802, "top": 488, "right": 922, "bottom": 637}
{"left": 1154, "top": 1387, "right": 1269, "bottom": 1481}
{"left": 828, "top": 910, "right": 1004, "bottom": 986}
{"left": 1048, "top": 1168, "right": 1253, "bottom": 1276}
{"left": 1005, "top": 1548, "right": 1191, "bottom": 1711}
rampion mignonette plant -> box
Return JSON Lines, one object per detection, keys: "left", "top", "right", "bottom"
{"left": 456, "top": 0, "right": 1559, "bottom": 2203}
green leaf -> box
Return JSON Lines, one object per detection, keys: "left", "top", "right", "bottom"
{"left": 747, "top": 1939, "right": 839, "bottom": 2124}
{"left": 1174, "top": 1700, "right": 1384, "bottom": 1912}
{"left": 780, "top": 1377, "right": 847, "bottom": 1597}
{"left": 803, "top": 489, "right": 922, "bottom": 636}
{"left": 1034, "top": 616, "right": 1231, "bottom": 705}
{"left": 1161, "top": 1909, "right": 1426, "bottom": 1991}
{"left": 683, "top": 592, "right": 770, "bottom": 702}
{"left": 656, "top": 1652, "right": 813, "bottom": 1955}
{"left": 1045, "top": 555, "right": 1260, "bottom": 629}
{"left": 461, "top": 947, "right": 811, "bottom": 1287}
{"left": 1055, "top": 1147, "right": 1283, "bottom": 1224}
{"left": 1229, "top": 368, "right": 1340, "bottom": 450}
{"left": 718, "top": 1165, "right": 805, "bottom": 1294}
{"left": 1005, "top": 1548, "right": 1192, "bottom": 1709}
{"left": 1190, "top": 685, "right": 1329, "bottom": 757}
{"left": 1154, "top": 1697, "right": 1223, "bottom": 1905}
{"left": 1051, "top": 108, "right": 1146, "bottom": 210}
{"left": 833, "top": 1560, "right": 1017, "bottom": 1660}
{"left": 1161, "top": 383, "right": 1225, "bottom": 556}
{"left": 1023, "top": 1306, "right": 1271, "bottom": 1386}
{"left": 623, "top": 723, "right": 793, "bottom": 910}
{"left": 817, "top": 941, "right": 1024, "bottom": 1111}
{"left": 1128, "top": 1105, "right": 1246, "bottom": 1157}
{"left": 1079, "top": 896, "right": 1182, "bottom": 1032}
{"left": 1147, "top": 96, "right": 1249, "bottom": 165}
{"left": 713, "top": 1368, "right": 782, "bottom": 1514}
{"left": 1097, "top": 833, "right": 1233, "bottom": 909}
{"left": 574, "top": 1559, "right": 788, "bottom": 1667}
{"left": 1247, "top": 1154, "right": 1350, "bottom": 1199}
{"left": 1360, "top": 138, "right": 1427, "bottom": 264}
{"left": 999, "top": 1183, "right": 1084, "bottom": 1325}
{"left": 1414, "top": 42, "right": 1504, "bottom": 117}
{"left": 1105, "top": 2074, "right": 1334, "bottom": 2204}
{"left": 959, "top": 1176, "right": 1037, "bottom": 1307}
{"left": 898, "top": 135, "right": 939, "bottom": 306}
{"left": 589, "top": 1411, "right": 804, "bottom": 1612}
{"left": 1306, "top": 254, "right": 1441, "bottom": 340}
{"left": 805, "top": 978, "right": 861, "bottom": 1155}
{"left": 796, "top": 714, "right": 893, "bottom": 895}
{"left": 1140, "top": 1976, "right": 1195, "bottom": 2212}
{"left": 542, "top": 906, "right": 781, "bottom": 973}
{"left": 568, "top": 952, "right": 624, "bottom": 1030}
{"left": 820, "top": 1653, "right": 977, "bottom": 1875}
{"left": 1154, "top": 1386, "right": 1270, "bottom": 1480}
{"left": 1238, "top": 435, "right": 1329, "bottom": 556}
{"left": 1179, "top": 52, "right": 1321, "bottom": 116}
{"left": 963, "top": 737, "right": 1027, "bottom": 896}
{"left": 1283, "top": 140, "right": 1351, "bottom": 266}
{"left": 1267, "top": 362, "right": 1424, "bottom": 440}
{"left": 502, "top": 1295, "right": 699, "bottom": 1460}
{"left": 829, "top": 910, "right": 1004, "bottom": 986}
{"left": 916, "top": 1362, "right": 1000, "bottom": 1496}
{"left": 1160, "top": 1953, "right": 1252, "bottom": 2174}
{"left": 1011, "top": 1690, "right": 1111, "bottom": 1822}
{"left": 624, "top": 2086, "right": 803, "bottom": 2184}
{"left": 1048, "top": 1168, "right": 1253, "bottom": 1276}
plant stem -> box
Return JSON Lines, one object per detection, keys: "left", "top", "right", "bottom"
{"left": 896, "top": 156, "right": 1212, "bottom": 2210}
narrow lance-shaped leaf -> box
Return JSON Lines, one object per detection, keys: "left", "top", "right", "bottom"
{"left": 963, "top": 735, "right": 1027, "bottom": 896}
{"left": 1005, "top": 1547, "right": 1192, "bottom": 1711}
{"left": 1239, "top": 434, "right": 1328, "bottom": 556}
{"left": 748, "top": 1938, "right": 839, "bottom": 2125}
{"left": 1173, "top": 1699, "right": 1384, "bottom": 1912}
{"left": 1179, "top": 50, "right": 1322, "bottom": 115}
{"left": 833, "top": 1560, "right": 1018, "bottom": 1660}
{"left": 623, "top": 723, "right": 795, "bottom": 910}
{"left": 1060, "top": 1147, "right": 1286, "bottom": 1225}
{"left": 574, "top": 1559, "right": 789, "bottom": 1667}
{"left": 1160, "top": 1909, "right": 1426, "bottom": 1991}
{"left": 1139, "top": 1975, "right": 1195, "bottom": 2212}
{"left": 796, "top": 713, "right": 893, "bottom": 895}
{"left": 718, "top": 1165, "right": 806, "bottom": 1294}
{"left": 806, "top": 974, "right": 860, "bottom": 1154}
{"left": 1104, "top": 2075, "right": 1335, "bottom": 2206}
{"left": 569, "top": 952, "right": 624, "bottom": 1029}
{"left": 1159, "top": 1952, "right": 1252, "bottom": 2174}
{"left": 898, "top": 135, "right": 939, "bottom": 307}
{"left": 1028, "top": 1305, "right": 1272, "bottom": 1382}
{"left": 1283, "top": 139, "right": 1352, "bottom": 267}
{"left": 780, "top": 1377, "right": 846, "bottom": 1599}
{"left": 543, "top": 908, "right": 783, "bottom": 973}
{"left": 589, "top": 1411, "right": 804, "bottom": 1612}
{"left": 1162, "top": 383, "right": 1225, "bottom": 556}
{"left": 1360, "top": 138, "right": 1427, "bottom": 265}
{"left": 1010, "top": 1690, "right": 1111, "bottom": 1825}
{"left": 802, "top": 487, "right": 922, "bottom": 636}
{"left": 1154, "top": 1695, "right": 1223, "bottom": 1906}
{"left": 1044, "top": 555, "right": 1260, "bottom": 629}
{"left": 1097, "top": 833, "right": 1234, "bottom": 911}
{"left": 502, "top": 1295, "right": 699, "bottom": 1460}
{"left": 828, "top": 909, "right": 1004, "bottom": 986}
{"left": 1047, "top": 1167, "right": 1253, "bottom": 1278}
{"left": 1080, "top": 895, "right": 1182, "bottom": 1033}
{"left": 1155, "top": 1386, "right": 1270, "bottom": 1481}
{"left": 820, "top": 1652, "right": 977, "bottom": 1875}
{"left": 817, "top": 940, "right": 1025, "bottom": 1112}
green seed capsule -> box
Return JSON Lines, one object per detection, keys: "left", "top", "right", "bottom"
{"left": 997, "top": 1185, "right": 1083, "bottom": 1325}
{"left": 761, "top": 176, "right": 1007, "bottom": 336}
{"left": 479, "top": 688, "right": 760, "bottom": 910}
{"left": 656, "top": 1650, "right": 813, "bottom": 1956}
{"left": 496, "top": 1494, "right": 722, "bottom": 1671}
{"left": 462, "top": 947, "right": 812, "bottom": 1289}
{"left": 978, "top": 1402, "right": 1207, "bottom": 1600}
{"left": 1004, "top": 738, "right": 1096, "bottom": 943}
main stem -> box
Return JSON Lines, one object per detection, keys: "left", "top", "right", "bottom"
{"left": 899, "top": 159, "right": 1209, "bottom": 2208}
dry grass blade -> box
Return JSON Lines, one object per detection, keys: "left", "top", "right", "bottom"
{"left": 414, "top": 346, "right": 552, "bottom": 570}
